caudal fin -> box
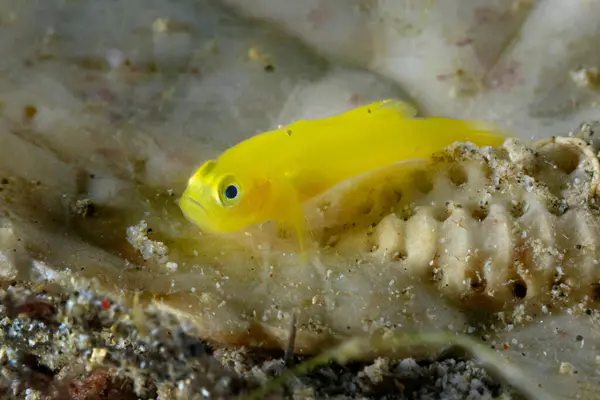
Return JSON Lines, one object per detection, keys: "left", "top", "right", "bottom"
{"left": 427, "top": 117, "right": 513, "bottom": 149}
{"left": 466, "top": 121, "right": 513, "bottom": 148}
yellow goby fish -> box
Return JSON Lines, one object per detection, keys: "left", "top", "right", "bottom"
{"left": 179, "top": 99, "right": 509, "bottom": 258}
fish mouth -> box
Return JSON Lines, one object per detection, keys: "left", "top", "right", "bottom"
{"left": 180, "top": 195, "right": 219, "bottom": 233}
{"left": 181, "top": 195, "right": 208, "bottom": 215}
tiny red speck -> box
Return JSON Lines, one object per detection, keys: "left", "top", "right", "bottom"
{"left": 503, "top": 343, "right": 509, "bottom": 350}
{"left": 455, "top": 37, "right": 474, "bottom": 47}
{"left": 130, "top": 66, "right": 139, "bottom": 73}
{"left": 101, "top": 299, "right": 111, "bottom": 309}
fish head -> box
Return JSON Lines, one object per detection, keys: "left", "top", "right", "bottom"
{"left": 179, "top": 158, "right": 272, "bottom": 233}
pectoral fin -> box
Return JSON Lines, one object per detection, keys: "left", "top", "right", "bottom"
{"left": 277, "top": 203, "right": 310, "bottom": 264}
{"left": 275, "top": 181, "right": 311, "bottom": 264}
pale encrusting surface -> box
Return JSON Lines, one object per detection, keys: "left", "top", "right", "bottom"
{"left": 1, "top": 0, "right": 600, "bottom": 399}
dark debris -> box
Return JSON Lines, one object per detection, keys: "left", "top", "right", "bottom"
{"left": 0, "top": 282, "right": 519, "bottom": 399}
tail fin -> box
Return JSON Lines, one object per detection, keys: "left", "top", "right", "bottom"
{"left": 466, "top": 120, "right": 514, "bottom": 148}
{"left": 427, "top": 117, "right": 514, "bottom": 149}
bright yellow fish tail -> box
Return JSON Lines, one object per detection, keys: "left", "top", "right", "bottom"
{"left": 424, "top": 118, "right": 512, "bottom": 150}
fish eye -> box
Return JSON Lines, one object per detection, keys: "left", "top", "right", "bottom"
{"left": 218, "top": 177, "right": 241, "bottom": 207}
{"left": 224, "top": 184, "right": 238, "bottom": 200}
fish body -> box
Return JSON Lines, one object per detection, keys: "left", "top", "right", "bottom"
{"left": 179, "top": 100, "right": 510, "bottom": 254}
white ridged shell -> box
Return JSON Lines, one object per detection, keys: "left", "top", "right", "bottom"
{"left": 321, "top": 135, "right": 600, "bottom": 315}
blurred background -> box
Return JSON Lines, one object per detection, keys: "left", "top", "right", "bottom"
{"left": 1, "top": 0, "right": 598, "bottom": 195}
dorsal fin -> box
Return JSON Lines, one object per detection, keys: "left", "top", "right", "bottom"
{"left": 279, "top": 99, "right": 418, "bottom": 135}
{"left": 306, "top": 99, "right": 417, "bottom": 123}
{"left": 196, "top": 160, "right": 217, "bottom": 177}
{"left": 364, "top": 99, "right": 418, "bottom": 118}
{"left": 190, "top": 160, "right": 218, "bottom": 184}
